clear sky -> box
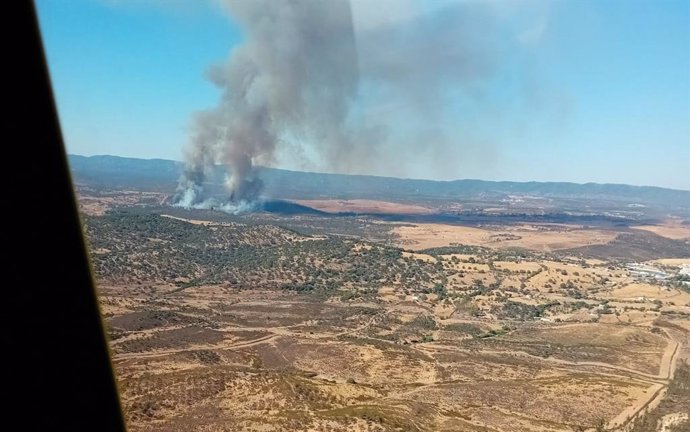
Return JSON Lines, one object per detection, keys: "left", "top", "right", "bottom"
{"left": 36, "top": 0, "right": 690, "bottom": 190}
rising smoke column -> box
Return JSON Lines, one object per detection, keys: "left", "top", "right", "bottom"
{"left": 175, "top": 0, "right": 359, "bottom": 206}
{"left": 174, "top": 0, "right": 547, "bottom": 208}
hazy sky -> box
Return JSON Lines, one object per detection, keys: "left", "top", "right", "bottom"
{"left": 36, "top": 0, "right": 690, "bottom": 190}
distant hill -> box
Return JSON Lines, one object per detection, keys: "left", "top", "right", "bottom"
{"left": 68, "top": 154, "right": 690, "bottom": 218}
{"left": 68, "top": 154, "right": 180, "bottom": 191}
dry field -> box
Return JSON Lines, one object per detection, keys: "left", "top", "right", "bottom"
{"left": 75, "top": 188, "right": 167, "bottom": 216}
{"left": 101, "top": 278, "right": 687, "bottom": 432}
{"left": 650, "top": 258, "right": 690, "bottom": 267}
{"left": 392, "top": 222, "right": 617, "bottom": 252}
{"left": 80, "top": 192, "right": 690, "bottom": 431}
{"left": 607, "top": 283, "right": 690, "bottom": 304}
{"left": 632, "top": 221, "right": 690, "bottom": 241}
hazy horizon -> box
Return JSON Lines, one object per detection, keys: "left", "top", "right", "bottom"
{"left": 37, "top": 0, "right": 690, "bottom": 190}
{"left": 69, "top": 152, "right": 690, "bottom": 192}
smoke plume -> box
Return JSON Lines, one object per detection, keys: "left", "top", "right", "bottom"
{"left": 175, "top": 0, "right": 359, "bottom": 208}
{"left": 175, "top": 0, "right": 547, "bottom": 210}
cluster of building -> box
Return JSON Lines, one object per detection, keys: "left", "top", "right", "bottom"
{"left": 625, "top": 263, "right": 690, "bottom": 288}
{"left": 625, "top": 264, "right": 670, "bottom": 281}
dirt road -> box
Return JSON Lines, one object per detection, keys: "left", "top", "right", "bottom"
{"left": 608, "top": 331, "right": 680, "bottom": 431}
{"left": 112, "top": 333, "right": 278, "bottom": 362}
{"left": 412, "top": 329, "right": 681, "bottom": 432}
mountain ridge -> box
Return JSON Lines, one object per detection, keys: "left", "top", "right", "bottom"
{"left": 67, "top": 154, "right": 690, "bottom": 218}
{"left": 68, "top": 154, "right": 688, "bottom": 192}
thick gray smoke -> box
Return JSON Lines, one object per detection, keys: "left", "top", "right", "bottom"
{"left": 175, "top": 0, "right": 359, "bottom": 209}
{"left": 175, "top": 0, "right": 545, "bottom": 211}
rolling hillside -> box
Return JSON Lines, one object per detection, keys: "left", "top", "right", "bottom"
{"left": 68, "top": 154, "right": 690, "bottom": 218}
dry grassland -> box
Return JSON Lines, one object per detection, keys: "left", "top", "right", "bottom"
{"left": 101, "top": 280, "right": 686, "bottom": 432}
{"left": 393, "top": 222, "right": 617, "bottom": 251}
{"left": 632, "top": 222, "right": 690, "bottom": 240}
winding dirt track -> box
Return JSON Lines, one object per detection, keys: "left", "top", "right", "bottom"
{"left": 112, "top": 333, "right": 278, "bottom": 362}
{"left": 412, "top": 330, "right": 681, "bottom": 432}
{"left": 111, "top": 305, "right": 393, "bottom": 363}
{"left": 608, "top": 336, "right": 680, "bottom": 431}
{"left": 110, "top": 309, "right": 682, "bottom": 432}
{"left": 419, "top": 344, "right": 676, "bottom": 383}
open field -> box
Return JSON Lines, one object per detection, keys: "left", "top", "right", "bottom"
{"left": 392, "top": 222, "right": 619, "bottom": 252}
{"left": 103, "top": 284, "right": 684, "bottom": 432}
{"left": 650, "top": 258, "right": 690, "bottom": 267}
{"left": 75, "top": 186, "right": 168, "bottom": 216}
{"left": 74, "top": 187, "right": 690, "bottom": 431}
{"left": 632, "top": 220, "right": 690, "bottom": 241}
{"left": 607, "top": 283, "right": 690, "bottom": 304}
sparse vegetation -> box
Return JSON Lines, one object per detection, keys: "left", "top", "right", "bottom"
{"left": 76, "top": 188, "right": 690, "bottom": 432}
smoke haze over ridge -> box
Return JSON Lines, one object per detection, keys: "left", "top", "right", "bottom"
{"left": 37, "top": 0, "right": 690, "bottom": 191}
{"left": 174, "top": 0, "right": 556, "bottom": 208}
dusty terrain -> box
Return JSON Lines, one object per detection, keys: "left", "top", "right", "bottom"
{"left": 632, "top": 220, "right": 690, "bottom": 241}
{"left": 102, "top": 283, "right": 685, "bottom": 432}
{"left": 77, "top": 189, "right": 690, "bottom": 432}
{"left": 293, "top": 199, "right": 435, "bottom": 215}
{"left": 392, "top": 222, "right": 618, "bottom": 252}
{"left": 75, "top": 186, "right": 168, "bottom": 216}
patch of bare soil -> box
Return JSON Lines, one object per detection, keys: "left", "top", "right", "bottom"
{"left": 393, "top": 222, "right": 617, "bottom": 252}
{"left": 633, "top": 220, "right": 690, "bottom": 240}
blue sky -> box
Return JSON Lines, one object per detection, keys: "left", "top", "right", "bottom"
{"left": 36, "top": 0, "right": 689, "bottom": 190}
